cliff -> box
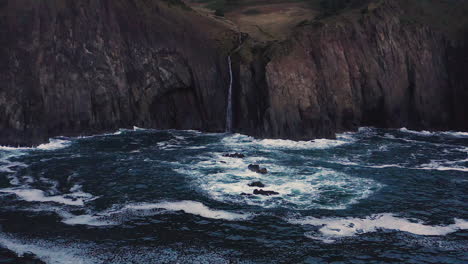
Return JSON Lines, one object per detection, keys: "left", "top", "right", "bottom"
{"left": 0, "top": 0, "right": 467, "bottom": 146}
{"left": 0, "top": 0, "right": 236, "bottom": 146}
{"left": 234, "top": 0, "right": 468, "bottom": 140}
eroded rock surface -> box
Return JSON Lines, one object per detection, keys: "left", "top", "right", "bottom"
{"left": 0, "top": 0, "right": 467, "bottom": 146}
{"left": 0, "top": 0, "right": 235, "bottom": 146}
{"left": 234, "top": 0, "right": 468, "bottom": 140}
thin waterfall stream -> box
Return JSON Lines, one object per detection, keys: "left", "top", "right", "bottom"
{"left": 225, "top": 33, "right": 245, "bottom": 133}
{"left": 225, "top": 55, "right": 233, "bottom": 132}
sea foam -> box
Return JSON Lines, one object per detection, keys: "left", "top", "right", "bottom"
{"left": 400, "top": 127, "right": 468, "bottom": 138}
{"left": 417, "top": 159, "right": 468, "bottom": 172}
{"left": 221, "top": 132, "right": 356, "bottom": 150}
{"left": 0, "top": 138, "right": 71, "bottom": 151}
{"left": 288, "top": 213, "right": 468, "bottom": 242}
{"left": 60, "top": 213, "right": 115, "bottom": 227}
{"left": 57, "top": 200, "right": 252, "bottom": 227}
{"left": 0, "top": 233, "right": 237, "bottom": 264}
{"left": 179, "top": 152, "right": 381, "bottom": 210}
{"left": 0, "top": 187, "right": 94, "bottom": 206}
{"left": 123, "top": 200, "right": 251, "bottom": 221}
{"left": 0, "top": 234, "right": 93, "bottom": 264}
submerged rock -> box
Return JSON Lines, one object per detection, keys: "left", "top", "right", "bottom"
{"left": 248, "top": 164, "right": 268, "bottom": 174}
{"left": 253, "top": 189, "right": 279, "bottom": 196}
{"left": 223, "top": 153, "right": 245, "bottom": 158}
{"left": 248, "top": 181, "right": 265, "bottom": 188}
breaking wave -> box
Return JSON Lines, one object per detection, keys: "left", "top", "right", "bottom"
{"left": 0, "top": 233, "right": 241, "bottom": 264}
{"left": 399, "top": 128, "right": 468, "bottom": 138}
{"left": 0, "top": 186, "right": 96, "bottom": 206}
{"left": 287, "top": 214, "right": 468, "bottom": 243}
{"left": 0, "top": 138, "right": 71, "bottom": 152}
{"left": 58, "top": 200, "right": 252, "bottom": 227}
{"left": 220, "top": 132, "right": 356, "bottom": 150}
{"left": 122, "top": 201, "right": 252, "bottom": 220}
{"left": 175, "top": 153, "right": 382, "bottom": 210}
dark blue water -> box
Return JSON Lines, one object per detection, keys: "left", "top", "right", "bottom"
{"left": 0, "top": 127, "right": 467, "bottom": 263}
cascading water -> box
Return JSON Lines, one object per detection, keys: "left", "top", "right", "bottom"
{"left": 225, "top": 33, "right": 245, "bottom": 133}
{"left": 225, "top": 56, "right": 233, "bottom": 132}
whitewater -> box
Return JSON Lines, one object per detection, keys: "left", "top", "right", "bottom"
{"left": 0, "top": 127, "right": 466, "bottom": 263}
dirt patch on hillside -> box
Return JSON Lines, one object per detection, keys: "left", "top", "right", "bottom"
{"left": 184, "top": 1, "right": 318, "bottom": 42}
{"left": 227, "top": 3, "right": 317, "bottom": 41}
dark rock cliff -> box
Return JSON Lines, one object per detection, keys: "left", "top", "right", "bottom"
{"left": 0, "top": 0, "right": 234, "bottom": 146}
{"left": 0, "top": 0, "right": 467, "bottom": 146}
{"left": 234, "top": 0, "right": 468, "bottom": 140}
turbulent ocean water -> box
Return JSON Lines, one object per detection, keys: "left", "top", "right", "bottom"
{"left": 0, "top": 127, "right": 467, "bottom": 263}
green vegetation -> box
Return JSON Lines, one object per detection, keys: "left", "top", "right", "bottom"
{"left": 190, "top": 0, "right": 369, "bottom": 17}
{"left": 186, "top": 0, "right": 468, "bottom": 39}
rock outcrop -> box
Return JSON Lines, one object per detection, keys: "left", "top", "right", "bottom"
{"left": 0, "top": 0, "right": 235, "bottom": 146}
{"left": 248, "top": 164, "right": 268, "bottom": 174}
{"left": 248, "top": 181, "right": 265, "bottom": 188}
{"left": 234, "top": 0, "right": 468, "bottom": 140}
{"left": 0, "top": 0, "right": 467, "bottom": 146}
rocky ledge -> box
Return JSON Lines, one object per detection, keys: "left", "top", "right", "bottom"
{"left": 0, "top": 0, "right": 467, "bottom": 146}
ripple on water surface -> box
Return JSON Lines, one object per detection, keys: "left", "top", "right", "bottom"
{"left": 0, "top": 127, "right": 466, "bottom": 263}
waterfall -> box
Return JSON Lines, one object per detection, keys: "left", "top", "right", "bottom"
{"left": 225, "top": 33, "right": 244, "bottom": 133}
{"left": 225, "top": 55, "right": 233, "bottom": 132}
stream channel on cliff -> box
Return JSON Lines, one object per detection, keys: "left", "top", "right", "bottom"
{"left": 0, "top": 127, "right": 467, "bottom": 263}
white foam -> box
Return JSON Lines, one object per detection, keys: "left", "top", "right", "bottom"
{"left": 417, "top": 159, "right": 468, "bottom": 172}
{"left": 400, "top": 127, "right": 468, "bottom": 138}
{"left": 288, "top": 213, "right": 468, "bottom": 242}
{"left": 0, "top": 146, "right": 32, "bottom": 151}
{"left": 457, "top": 147, "right": 468, "bottom": 153}
{"left": 133, "top": 126, "right": 148, "bottom": 131}
{"left": 36, "top": 139, "right": 71, "bottom": 150}
{"left": 124, "top": 200, "right": 251, "bottom": 221}
{"left": 186, "top": 146, "right": 206, "bottom": 150}
{"left": 399, "top": 127, "right": 434, "bottom": 136}
{"left": 330, "top": 158, "right": 407, "bottom": 169}
{"left": 330, "top": 155, "right": 468, "bottom": 171}
{"left": 60, "top": 213, "right": 115, "bottom": 227}
{"left": 0, "top": 233, "right": 235, "bottom": 264}
{"left": 383, "top": 133, "right": 396, "bottom": 139}
{"left": 0, "top": 188, "right": 94, "bottom": 206}
{"left": 157, "top": 139, "right": 182, "bottom": 150}
{"left": 256, "top": 138, "right": 347, "bottom": 150}
{"left": 55, "top": 200, "right": 252, "bottom": 227}
{"left": 358, "top": 127, "right": 375, "bottom": 133}
{"left": 0, "top": 235, "right": 93, "bottom": 264}
{"left": 367, "top": 164, "right": 406, "bottom": 169}
{"left": 0, "top": 138, "right": 71, "bottom": 151}
{"left": 179, "top": 154, "right": 381, "bottom": 210}
{"left": 0, "top": 160, "right": 27, "bottom": 174}
{"left": 441, "top": 131, "right": 468, "bottom": 137}
{"left": 221, "top": 132, "right": 355, "bottom": 151}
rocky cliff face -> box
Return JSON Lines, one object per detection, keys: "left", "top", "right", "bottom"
{"left": 0, "top": 0, "right": 467, "bottom": 146}
{"left": 235, "top": 0, "right": 468, "bottom": 140}
{"left": 0, "top": 0, "right": 235, "bottom": 146}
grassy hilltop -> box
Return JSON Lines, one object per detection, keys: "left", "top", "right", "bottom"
{"left": 183, "top": 0, "right": 468, "bottom": 41}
